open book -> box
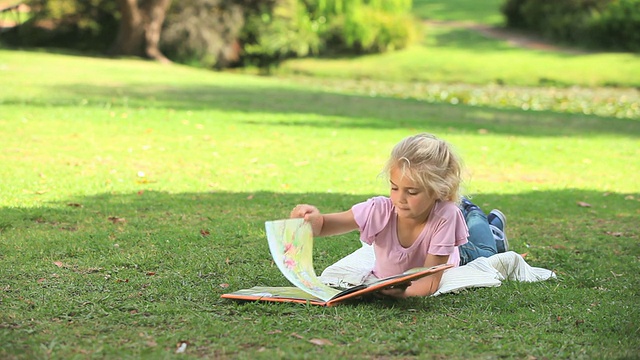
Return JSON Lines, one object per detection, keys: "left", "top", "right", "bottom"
{"left": 221, "top": 218, "right": 454, "bottom": 306}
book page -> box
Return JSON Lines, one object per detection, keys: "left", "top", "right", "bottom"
{"left": 265, "top": 219, "right": 340, "bottom": 302}
{"left": 228, "top": 286, "right": 323, "bottom": 301}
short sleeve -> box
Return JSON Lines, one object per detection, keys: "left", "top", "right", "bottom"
{"left": 351, "top": 197, "right": 394, "bottom": 245}
{"left": 427, "top": 204, "right": 468, "bottom": 256}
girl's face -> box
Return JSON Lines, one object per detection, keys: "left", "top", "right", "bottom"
{"left": 389, "top": 167, "right": 436, "bottom": 222}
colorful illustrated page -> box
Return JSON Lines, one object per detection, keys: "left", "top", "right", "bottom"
{"left": 230, "top": 286, "right": 323, "bottom": 301}
{"left": 265, "top": 219, "right": 340, "bottom": 302}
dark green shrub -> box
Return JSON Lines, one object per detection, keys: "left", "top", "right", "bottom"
{"left": 588, "top": 0, "right": 640, "bottom": 51}
{"left": 502, "top": 0, "right": 529, "bottom": 28}
{"left": 501, "top": 0, "right": 640, "bottom": 52}
{"left": 2, "top": 0, "right": 118, "bottom": 51}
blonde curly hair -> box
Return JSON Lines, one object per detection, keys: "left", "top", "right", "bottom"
{"left": 382, "top": 133, "right": 464, "bottom": 203}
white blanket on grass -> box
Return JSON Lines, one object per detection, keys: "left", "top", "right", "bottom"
{"left": 318, "top": 243, "right": 556, "bottom": 296}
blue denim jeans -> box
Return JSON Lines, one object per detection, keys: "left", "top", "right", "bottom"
{"left": 458, "top": 208, "right": 498, "bottom": 265}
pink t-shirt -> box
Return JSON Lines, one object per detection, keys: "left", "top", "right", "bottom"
{"left": 352, "top": 196, "right": 469, "bottom": 278}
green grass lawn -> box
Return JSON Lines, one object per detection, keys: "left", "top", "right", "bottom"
{"left": 275, "top": 0, "right": 640, "bottom": 89}
{"left": 412, "top": 0, "right": 506, "bottom": 24}
{"left": 1, "top": 49, "right": 639, "bottom": 359}
{"left": 277, "top": 24, "right": 640, "bottom": 88}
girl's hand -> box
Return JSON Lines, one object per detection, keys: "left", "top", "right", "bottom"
{"left": 290, "top": 204, "right": 323, "bottom": 236}
{"left": 379, "top": 282, "right": 409, "bottom": 299}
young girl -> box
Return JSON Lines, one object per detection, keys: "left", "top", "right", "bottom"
{"left": 290, "top": 133, "right": 507, "bottom": 298}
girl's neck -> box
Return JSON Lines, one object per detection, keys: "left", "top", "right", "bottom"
{"left": 395, "top": 201, "right": 436, "bottom": 248}
{"left": 397, "top": 200, "right": 436, "bottom": 227}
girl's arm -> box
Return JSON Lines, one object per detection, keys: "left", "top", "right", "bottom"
{"left": 381, "top": 253, "right": 449, "bottom": 298}
{"left": 290, "top": 204, "right": 358, "bottom": 237}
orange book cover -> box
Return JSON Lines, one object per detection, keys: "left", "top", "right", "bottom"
{"left": 221, "top": 219, "right": 453, "bottom": 306}
{"left": 221, "top": 264, "right": 453, "bottom": 306}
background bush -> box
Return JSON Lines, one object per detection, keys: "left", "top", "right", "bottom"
{"left": 161, "top": 0, "right": 278, "bottom": 69}
{"left": 587, "top": 0, "right": 640, "bottom": 52}
{"left": 501, "top": 0, "right": 640, "bottom": 52}
{"left": 238, "top": 0, "right": 418, "bottom": 69}
{"left": 1, "top": 0, "right": 119, "bottom": 51}
{"left": 2, "top": 0, "right": 417, "bottom": 68}
{"left": 311, "top": 0, "right": 417, "bottom": 53}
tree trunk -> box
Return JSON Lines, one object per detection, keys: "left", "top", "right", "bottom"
{"left": 109, "top": 0, "right": 172, "bottom": 63}
{"left": 140, "top": 0, "right": 171, "bottom": 63}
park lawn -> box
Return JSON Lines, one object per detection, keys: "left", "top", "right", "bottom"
{"left": 1, "top": 49, "right": 639, "bottom": 359}
{"left": 412, "top": 0, "right": 506, "bottom": 24}
{"left": 277, "top": 23, "right": 640, "bottom": 88}
{"left": 275, "top": 0, "right": 640, "bottom": 89}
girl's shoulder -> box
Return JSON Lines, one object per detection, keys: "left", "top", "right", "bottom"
{"left": 353, "top": 196, "right": 393, "bottom": 210}
{"left": 352, "top": 196, "right": 394, "bottom": 227}
{"left": 369, "top": 196, "right": 392, "bottom": 206}
{"left": 432, "top": 200, "right": 462, "bottom": 218}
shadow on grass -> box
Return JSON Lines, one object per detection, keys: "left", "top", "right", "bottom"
{"left": 1, "top": 190, "right": 638, "bottom": 360}
{"left": 1, "top": 189, "right": 637, "bottom": 293}
{"left": 5, "top": 82, "right": 640, "bottom": 138}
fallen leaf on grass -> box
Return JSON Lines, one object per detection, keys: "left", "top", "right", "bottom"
{"left": 108, "top": 216, "right": 126, "bottom": 224}
{"left": 605, "top": 231, "right": 623, "bottom": 237}
{"left": 219, "top": 283, "right": 229, "bottom": 288}
{"left": 200, "top": 229, "right": 210, "bottom": 237}
{"left": 290, "top": 333, "right": 304, "bottom": 339}
{"left": 53, "top": 261, "right": 71, "bottom": 269}
{"left": 577, "top": 201, "right": 591, "bottom": 207}
{"left": 309, "top": 339, "right": 333, "bottom": 346}
{"left": 146, "top": 272, "right": 156, "bottom": 276}
{"left": 67, "top": 203, "right": 83, "bottom": 207}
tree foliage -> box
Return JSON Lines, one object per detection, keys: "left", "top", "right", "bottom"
{"left": 161, "top": 0, "right": 278, "bottom": 68}
{"left": 6, "top": 0, "right": 119, "bottom": 50}
{"left": 2, "top": 0, "right": 418, "bottom": 68}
